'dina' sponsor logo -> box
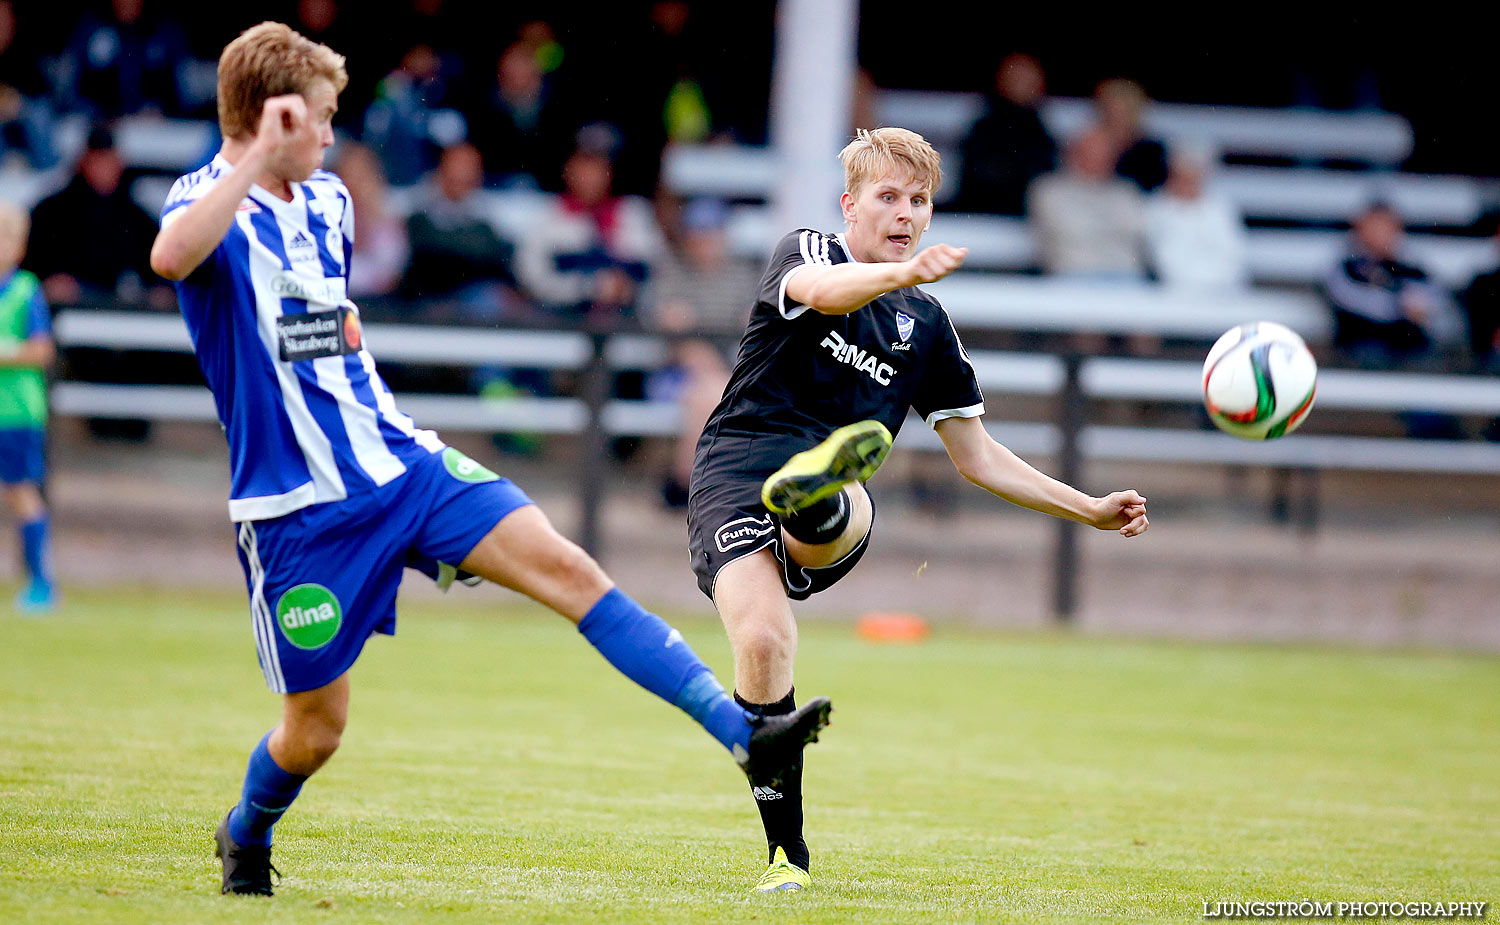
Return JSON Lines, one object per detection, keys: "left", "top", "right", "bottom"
{"left": 276, "top": 584, "right": 342, "bottom": 650}
{"left": 443, "top": 447, "right": 500, "bottom": 483}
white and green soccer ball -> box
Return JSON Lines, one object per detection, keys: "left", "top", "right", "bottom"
{"left": 1201, "top": 321, "right": 1318, "bottom": 440}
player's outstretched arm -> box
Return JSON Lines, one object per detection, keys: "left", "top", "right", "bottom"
{"left": 0, "top": 334, "right": 54, "bottom": 370}
{"left": 787, "top": 243, "right": 967, "bottom": 315}
{"left": 150, "top": 95, "right": 308, "bottom": 281}
{"left": 935, "top": 416, "right": 1149, "bottom": 536}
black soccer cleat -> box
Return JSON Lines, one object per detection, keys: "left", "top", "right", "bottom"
{"left": 215, "top": 810, "right": 279, "bottom": 896}
{"left": 739, "top": 697, "right": 833, "bottom": 788}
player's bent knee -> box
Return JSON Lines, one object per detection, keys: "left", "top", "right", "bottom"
{"left": 736, "top": 620, "right": 796, "bottom": 665}
{"left": 301, "top": 726, "right": 342, "bottom": 766}
{"left": 273, "top": 716, "right": 343, "bottom": 774}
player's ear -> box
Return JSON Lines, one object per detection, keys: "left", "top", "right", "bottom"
{"left": 840, "top": 191, "right": 856, "bottom": 223}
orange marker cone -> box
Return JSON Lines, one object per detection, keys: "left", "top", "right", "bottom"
{"left": 856, "top": 612, "right": 930, "bottom": 643}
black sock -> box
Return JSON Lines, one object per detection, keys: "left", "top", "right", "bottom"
{"left": 780, "top": 490, "right": 849, "bottom": 545}
{"left": 735, "top": 688, "right": 809, "bottom": 871}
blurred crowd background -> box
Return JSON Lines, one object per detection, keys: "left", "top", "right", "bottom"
{"left": 2, "top": 1, "right": 1500, "bottom": 507}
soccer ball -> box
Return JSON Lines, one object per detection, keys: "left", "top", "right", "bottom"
{"left": 1202, "top": 322, "right": 1318, "bottom": 440}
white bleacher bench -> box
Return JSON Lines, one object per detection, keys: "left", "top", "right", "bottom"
{"left": 1210, "top": 167, "right": 1484, "bottom": 227}
{"left": 52, "top": 310, "right": 670, "bottom": 370}
{"left": 665, "top": 144, "right": 1488, "bottom": 227}
{"left": 51, "top": 310, "right": 1500, "bottom": 478}
{"left": 49, "top": 114, "right": 215, "bottom": 174}
{"left": 49, "top": 382, "right": 685, "bottom": 438}
{"left": 1244, "top": 228, "right": 1497, "bottom": 290}
{"left": 714, "top": 201, "right": 1498, "bottom": 290}
{"left": 876, "top": 91, "right": 1416, "bottom": 166}
{"left": 926, "top": 275, "right": 1330, "bottom": 342}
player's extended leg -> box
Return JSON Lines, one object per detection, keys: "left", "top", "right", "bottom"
{"left": 761, "top": 420, "right": 892, "bottom": 520}
{"left": 713, "top": 549, "right": 814, "bottom": 890}
{"left": 3, "top": 482, "right": 55, "bottom": 614}
{"left": 458, "top": 504, "right": 831, "bottom": 784}
{"left": 217, "top": 674, "right": 350, "bottom": 896}
{"left": 779, "top": 480, "right": 873, "bottom": 569}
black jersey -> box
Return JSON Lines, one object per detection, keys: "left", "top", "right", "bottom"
{"left": 693, "top": 229, "right": 985, "bottom": 481}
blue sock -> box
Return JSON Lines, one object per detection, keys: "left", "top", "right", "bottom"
{"left": 228, "top": 733, "right": 308, "bottom": 847}
{"left": 578, "top": 587, "right": 754, "bottom": 759}
{"left": 20, "top": 515, "right": 49, "bottom": 585}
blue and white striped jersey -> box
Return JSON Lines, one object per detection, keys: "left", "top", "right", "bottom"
{"left": 162, "top": 154, "right": 443, "bottom": 522}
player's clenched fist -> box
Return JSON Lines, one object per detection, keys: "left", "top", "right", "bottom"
{"left": 1090, "top": 490, "right": 1149, "bottom": 537}
{"left": 905, "top": 243, "right": 968, "bottom": 286}
{"left": 255, "top": 93, "right": 309, "bottom": 153}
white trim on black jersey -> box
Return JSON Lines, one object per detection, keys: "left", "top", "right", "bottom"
{"left": 777, "top": 229, "right": 835, "bottom": 320}
{"left": 925, "top": 402, "right": 986, "bottom": 427}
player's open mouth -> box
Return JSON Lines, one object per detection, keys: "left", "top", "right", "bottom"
{"left": 888, "top": 235, "right": 910, "bottom": 249}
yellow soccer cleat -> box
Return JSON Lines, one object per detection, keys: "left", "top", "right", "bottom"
{"left": 761, "top": 420, "right": 893, "bottom": 516}
{"left": 753, "top": 847, "right": 811, "bottom": 893}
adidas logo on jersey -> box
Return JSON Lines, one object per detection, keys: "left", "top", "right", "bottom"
{"left": 820, "top": 330, "right": 896, "bottom": 385}
{"left": 752, "top": 786, "right": 783, "bottom": 801}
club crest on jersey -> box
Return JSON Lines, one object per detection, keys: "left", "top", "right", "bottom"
{"left": 896, "top": 311, "right": 915, "bottom": 342}
{"left": 715, "top": 514, "right": 774, "bottom": 552}
{"left": 820, "top": 330, "right": 896, "bottom": 385}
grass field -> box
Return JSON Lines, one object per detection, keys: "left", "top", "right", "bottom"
{"left": 2, "top": 587, "right": 1497, "bottom": 923}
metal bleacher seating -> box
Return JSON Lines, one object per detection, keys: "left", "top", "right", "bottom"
{"left": 664, "top": 88, "right": 1500, "bottom": 294}
{"left": 878, "top": 90, "right": 1419, "bottom": 167}
{"left": 12, "top": 103, "right": 1500, "bottom": 500}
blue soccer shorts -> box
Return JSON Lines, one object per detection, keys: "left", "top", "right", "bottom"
{"left": 0, "top": 427, "right": 45, "bottom": 485}
{"left": 233, "top": 446, "right": 533, "bottom": 694}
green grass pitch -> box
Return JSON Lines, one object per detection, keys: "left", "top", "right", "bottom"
{"left": 2, "top": 587, "right": 1496, "bottom": 923}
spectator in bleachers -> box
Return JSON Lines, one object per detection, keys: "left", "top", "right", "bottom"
{"left": 1323, "top": 202, "right": 1440, "bottom": 368}
{"left": 651, "top": 197, "right": 755, "bottom": 334}
{"left": 1028, "top": 128, "right": 1146, "bottom": 278}
{"left": 61, "top": 0, "right": 191, "bottom": 118}
{"left": 0, "top": 1, "right": 58, "bottom": 170}
{"left": 953, "top": 53, "right": 1057, "bottom": 216}
{"left": 1459, "top": 215, "right": 1500, "bottom": 375}
{"left": 334, "top": 143, "right": 409, "bottom": 301}
{"left": 25, "top": 125, "right": 169, "bottom": 309}
{"left": 648, "top": 198, "right": 755, "bottom": 507}
{"left": 399, "top": 141, "right": 520, "bottom": 318}
{"left": 516, "top": 130, "right": 665, "bottom": 325}
{"left": 467, "top": 41, "right": 575, "bottom": 190}
{"left": 1094, "top": 78, "right": 1168, "bottom": 193}
{"left": 1144, "top": 142, "right": 1248, "bottom": 288}
{"left": 362, "top": 43, "right": 468, "bottom": 186}
{"left": 647, "top": 1, "right": 713, "bottom": 147}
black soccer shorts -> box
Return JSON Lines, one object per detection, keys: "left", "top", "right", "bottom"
{"left": 687, "top": 474, "right": 874, "bottom": 603}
